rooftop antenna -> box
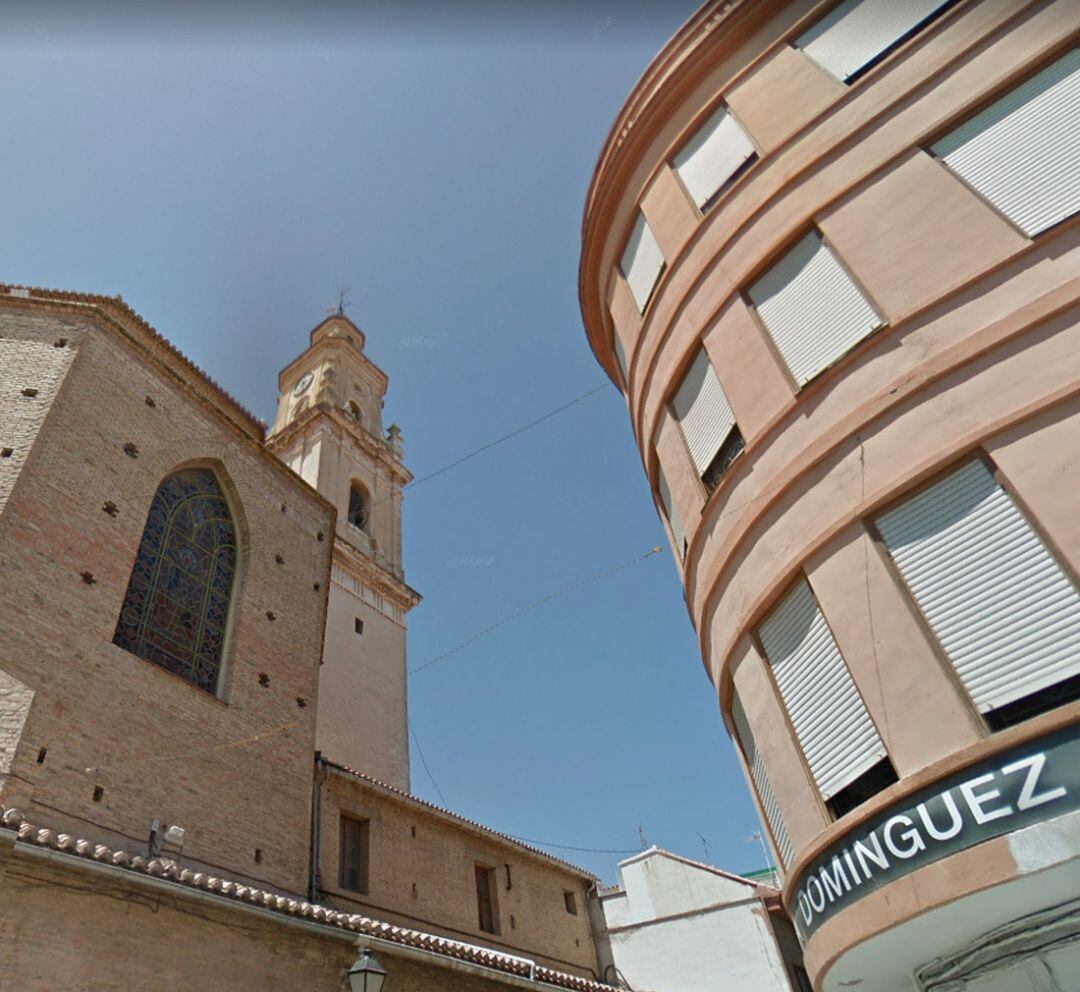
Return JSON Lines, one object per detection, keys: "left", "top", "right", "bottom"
{"left": 638, "top": 824, "right": 647, "bottom": 851}
{"left": 696, "top": 832, "right": 712, "bottom": 864}
{"left": 328, "top": 287, "right": 352, "bottom": 317}
{"left": 746, "top": 829, "right": 774, "bottom": 875}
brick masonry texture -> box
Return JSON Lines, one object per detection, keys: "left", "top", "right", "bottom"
{"left": 0, "top": 805, "right": 615, "bottom": 992}
{"left": 0, "top": 854, "right": 568, "bottom": 992}
{"left": 0, "top": 313, "right": 78, "bottom": 512}
{"left": 321, "top": 765, "right": 600, "bottom": 978}
{"left": 0, "top": 300, "right": 336, "bottom": 895}
{"left": 0, "top": 293, "right": 610, "bottom": 987}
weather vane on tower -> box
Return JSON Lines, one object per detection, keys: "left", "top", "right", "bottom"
{"left": 328, "top": 288, "right": 352, "bottom": 317}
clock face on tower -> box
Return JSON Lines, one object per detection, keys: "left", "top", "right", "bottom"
{"left": 292, "top": 371, "right": 314, "bottom": 396}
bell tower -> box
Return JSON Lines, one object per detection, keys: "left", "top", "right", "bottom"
{"left": 268, "top": 312, "right": 420, "bottom": 790}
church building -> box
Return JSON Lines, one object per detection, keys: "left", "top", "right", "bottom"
{"left": 0, "top": 285, "right": 607, "bottom": 991}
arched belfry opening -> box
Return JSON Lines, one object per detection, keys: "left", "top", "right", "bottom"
{"left": 265, "top": 310, "right": 419, "bottom": 789}
{"left": 347, "top": 480, "right": 371, "bottom": 533}
{"left": 113, "top": 467, "right": 238, "bottom": 694}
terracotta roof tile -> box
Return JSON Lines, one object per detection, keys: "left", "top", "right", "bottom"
{"left": 0, "top": 806, "right": 614, "bottom": 992}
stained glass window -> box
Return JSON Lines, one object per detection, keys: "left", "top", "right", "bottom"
{"left": 113, "top": 468, "right": 237, "bottom": 694}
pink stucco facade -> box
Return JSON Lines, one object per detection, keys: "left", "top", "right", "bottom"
{"left": 580, "top": 2, "right": 1080, "bottom": 989}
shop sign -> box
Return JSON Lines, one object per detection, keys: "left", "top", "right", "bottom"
{"left": 792, "top": 721, "right": 1080, "bottom": 942}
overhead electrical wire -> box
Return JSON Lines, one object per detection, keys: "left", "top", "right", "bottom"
{"left": 505, "top": 836, "right": 641, "bottom": 856}
{"left": 409, "top": 545, "right": 663, "bottom": 677}
{"left": 86, "top": 376, "right": 650, "bottom": 845}
{"left": 368, "top": 379, "right": 613, "bottom": 511}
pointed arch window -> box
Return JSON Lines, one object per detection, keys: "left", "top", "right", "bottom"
{"left": 113, "top": 468, "right": 237, "bottom": 694}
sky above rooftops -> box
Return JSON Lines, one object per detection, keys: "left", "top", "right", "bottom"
{"left": 0, "top": 0, "right": 770, "bottom": 883}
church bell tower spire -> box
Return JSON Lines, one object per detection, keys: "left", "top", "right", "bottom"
{"left": 267, "top": 310, "right": 420, "bottom": 790}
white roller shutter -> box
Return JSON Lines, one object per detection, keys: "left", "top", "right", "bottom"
{"left": 657, "top": 467, "right": 686, "bottom": 560}
{"left": 620, "top": 212, "right": 665, "bottom": 313}
{"left": 672, "top": 349, "right": 737, "bottom": 476}
{"left": 748, "top": 231, "right": 883, "bottom": 387}
{"left": 796, "top": 0, "right": 954, "bottom": 82}
{"left": 758, "top": 577, "right": 887, "bottom": 800}
{"left": 732, "top": 691, "right": 795, "bottom": 869}
{"left": 876, "top": 460, "right": 1080, "bottom": 713}
{"left": 672, "top": 105, "right": 756, "bottom": 209}
{"left": 932, "top": 49, "right": 1080, "bottom": 237}
{"left": 613, "top": 333, "right": 629, "bottom": 383}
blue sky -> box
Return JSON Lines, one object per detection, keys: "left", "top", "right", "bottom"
{"left": 0, "top": 1, "right": 768, "bottom": 883}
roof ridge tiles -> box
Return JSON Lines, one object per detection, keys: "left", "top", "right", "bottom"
{"left": 0, "top": 806, "right": 614, "bottom": 992}
{"left": 0, "top": 284, "right": 265, "bottom": 435}
{"left": 322, "top": 759, "right": 599, "bottom": 879}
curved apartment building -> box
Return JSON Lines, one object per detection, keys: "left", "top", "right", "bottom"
{"left": 579, "top": 2, "right": 1080, "bottom": 990}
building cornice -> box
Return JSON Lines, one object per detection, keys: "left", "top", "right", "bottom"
{"left": 277, "top": 315, "right": 390, "bottom": 395}
{"left": 333, "top": 537, "right": 421, "bottom": 612}
{"left": 267, "top": 404, "right": 412, "bottom": 486}
{"left": 577, "top": 0, "right": 766, "bottom": 376}
{"left": 278, "top": 337, "right": 389, "bottom": 396}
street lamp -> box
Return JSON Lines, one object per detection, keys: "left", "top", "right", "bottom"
{"left": 347, "top": 948, "right": 387, "bottom": 992}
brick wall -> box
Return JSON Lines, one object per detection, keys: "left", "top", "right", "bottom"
{"left": 0, "top": 669, "right": 33, "bottom": 801}
{"left": 0, "top": 300, "right": 335, "bottom": 895}
{"left": 320, "top": 765, "right": 600, "bottom": 979}
{"left": 0, "top": 853, "right": 532, "bottom": 992}
{"left": 0, "top": 308, "right": 78, "bottom": 512}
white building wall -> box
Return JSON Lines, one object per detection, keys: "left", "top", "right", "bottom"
{"left": 594, "top": 849, "right": 797, "bottom": 992}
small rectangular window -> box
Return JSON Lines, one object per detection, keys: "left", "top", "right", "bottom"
{"left": 875, "top": 459, "right": 1080, "bottom": 729}
{"left": 475, "top": 865, "right": 499, "bottom": 934}
{"left": 657, "top": 466, "right": 687, "bottom": 561}
{"left": 702, "top": 428, "right": 746, "bottom": 493}
{"left": 563, "top": 890, "right": 578, "bottom": 915}
{"left": 757, "top": 577, "right": 888, "bottom": 808}
{"left": 613, "top": 333, "right": 629, "bottom": 383}
{"left": 354, "top": 617, "right": 364, "bottom": 635}
{"left": 672, "top": 105, "right": 757, "bottom": 209}
{"left": 795, "top": 0, "right": 955, "bottom": 83}
{"left": 672, "top": 348, "right": 742, "bottom": 488}
{"left": 826, "top": 757, "right": 898, "bottom": 819}
{"left": 619, "top": 212, "right": 665, "bottom": 313}
{"left": 339, "top": 815, "right": 370, "bottom": 894}
{"left": 731, "top": 691, "right": 795, "bottom": 867}
{"left": 931, "top": 49, "right": 1080, "bottom": 237}
{"left": 747, "top": 230, "right": 883, "bottom": 388}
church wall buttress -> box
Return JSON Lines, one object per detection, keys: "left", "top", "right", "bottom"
{"left": 0, "top": 310, "right": 81, "bottom": 515}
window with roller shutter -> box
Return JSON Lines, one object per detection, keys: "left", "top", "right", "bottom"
{"left": 613, "top": 333, "right": 629, "bottom": 384}
{"left": 875, "top": 458, "right": 1080, "bottom": 731}
{"left": 931, "top": 49, "right": 1080, "bottom": 238}
{"left": 756, "top": 577, "right": 895, "bottom": 816}
{"left": 657, "top": 466, "right": 687, "bottom": 561}
{"left": 671, "top": 348, "right": 744, "bottom": 491}
{"left": 747, "top": 230, "right": 883, "bottom": 389}
{"left": 672, "top": 104, "right": 757, "bottom": 211}
{"left": 619, "top": 212, "right": 665, "bottom": 313}
{"left": 731, "top": 690, "right": 795, "bottom": 869}
{"left": 795, "top": 0, "right": 957, "bottom": 84}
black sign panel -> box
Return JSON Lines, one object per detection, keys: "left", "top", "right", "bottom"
{"left": 791, "top": 721, "right": 1080, "bottom": 943}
